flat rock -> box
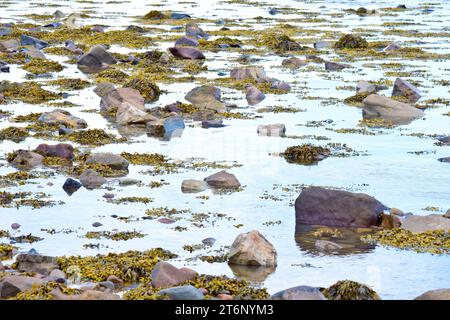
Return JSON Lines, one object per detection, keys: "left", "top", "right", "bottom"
{"left": 10, "top": 150, "right": 44, "bottom": 169}
{"left": 159, "top": 285, "right": 204, "bottom": 300}
{"left": 181, "top": 179, "right": 208, "bottom": 193}
{"left": 325, "top": 61, "right": 351, "bottom": 71}
{"left": 38, "top": 109, "right": 87, "bottom": 129}
{"left": 86, "top": 152, "right": 129, "bottom": 171}
{"left": 175, "top": 36, "right": 199, "bottom": 47}
{"left": 281, "top": 57, "right": 307, "bottom": 69}
{"left": 295, "top": 187, "right": 386, "bottom": 228}
{"left": 204, "top": 170, "right": 241, "bottom": 189}
{"left": 271, "top": 285, "right": 327, "bottom": 300}
{"left": 402, "top": 214, "right": 450, "bottom": 233}
{"left": 315, "top": 240, "right": 343, "bottom": 253}
{"left": 229, "top": 230, "right": 277, "bottom": 267}
{"left": 169, "top": 47, "right": 205, "bottom": 59}
{"left": 202, "top": 120, "right": 224, "bottom": 128}
{"left": 0, "top": 39, "right": 19, "bottom": 52}
{"left": 151, "top": 261, "right": 197, "bottom": 288}
{"left": 20, "top": 35, "right": 48, "bottom": 49}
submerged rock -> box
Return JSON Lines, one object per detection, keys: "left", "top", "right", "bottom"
{"left": 402, "top": 214, "right": 450, "bottom": 233}
{"left": 391, "top": 78, "right": 422, "bottom": 103}
{"left": 228, "top": 230, "right": 277, "bottom": 267}
{"left": 77, "top": 45, "right": 116, "bottom": 73}
{"left": 151, "top": 261, "right": 197, "bottom": 288}
{"left": 79, "top": 169, "right": 106, "bottom": 188}
{"left": 315, "top": 240, "right": 342, "bottom": 253}
{"left": 245, "top": 84, "right": 265, "bottom": 105}
{"left": 362, "top": 94, "right": 424, "bottom": 125}
{"left": 295, "top": 187, "right": 386, "bottom": 228}
{"left": 271, "top": 286, "right": 326, "bottom": 300}
{"left": 147, "top": 116, "right": 185, "bottom": 138}
{"left": 181, "top": 179, "right": 208, "bottom": 193}
{"left": 257, "top": 124, "right": 286, "bottom": 137}
{"left": 204, "top": 170, "right": 241, "bottom": 189}
{"left": 168, "top": 47, "right": 205, "bottom": 59}
{"left": 38, "top": 110, "right": 87, "bottom": 129}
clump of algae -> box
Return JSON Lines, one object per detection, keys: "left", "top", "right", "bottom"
{"left": 0, "top": 81, "right": 62, "bottom": 104}
{"left": 49, "top": 78, "right": 91, "bottom": 90}
{"left": 10, "top": 282, "right": 81, "bottom": 300}
{"left": 323, "top": 280, "right": 380, "bottom": 300}
{"left": 0, "top": 244, "right": 16, "bottom": 260}
{"left": 94, "top": 68, "right": 129, "bottom": 84}
{"left": 282, "top": 144, "right": 331, "bottom": 164}
{"left": 59, "top": 129, "right": 125, "bottom": 146}
{"left": 22, "top": 58, "right": 64, "bottom": 75}
{"left": 124, "top": 75, "right": 160, "bottom": 102}
{"left": 334, "top": 34, "right": 368, "bottom": 50}
{"left": 0, "top": 127, "right": 30, "bottom": 142}
{"left": 84, "top": 230, "right": 146, "bottom": 241}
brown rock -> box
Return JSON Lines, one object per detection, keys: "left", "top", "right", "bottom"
{"left": 35, "top": 143, "right": 74, "bottom": 160}
{"left": 228, "top": 230, "right": 277, "bottom": 267}
{"left": 415, "top": 289, "right": 450, "bottom": 300}
{"left": 204, "top": 170, "right": 241, "bottom": 189}
{"left": 168, "top": 47, "right": 205, "bottom": 59}
{"left": 151, "top": 261, "right": 197, "bottom": 288}
{"left": 0, "top": 276, "right": 44, "bottom": 298}
{"left": 14, "top": 253, "right": 59, "bottom": 275}
{"left": 402, "top": 214, "right": 450, "bottom": 233}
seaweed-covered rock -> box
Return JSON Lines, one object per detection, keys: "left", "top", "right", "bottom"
{"left": 38, "top": 110, "right": 87, "bottom": 129}
{"left": 94, "top": 82, "right": 116, "bottom": 98}
{"left": 271, "top": 286, "right": 326, "bottom": 300}
{"left": 124, "top": 76, "right": 160, "bottom": 102}
{"left": 402, "top": 214, "right": 450, "bottom": 233}
{"left": 77, "top": 45, "right": 117, "bottom": 73}
{"left": 257, "top": 124, "right": 286, "bottom": 137}
{"left": 79, "top": 169, "right": 106, "bottom": 188}
{"left": 168, "top": 47, "right": 205, "bottom": 60}
{"left": 14, "top": 253, "right": 58, "bottom": 275}
{"left": 415, "top": 289, "right": 450, "bottom": 300}
{"left": 0, "top": 276, "right": 44, "bottom": 299}
{"left": 35, "top": 143, "right": 74, "bottom": 160}
{"left": 295, "top": 187, "right": 386, "bottom": 228}
{"left": 204, "top": 170, "right": 241, "bottom": 189}
{"left": 323, "top": 280, "right": 380, "bottom": 300}
{"left": 246, "top": 84, "right": 265, "bottom": 105}
{"left": 391, "top": 78, "right": 422, "bottom": 103}
{"left": 151, "top": 261, "right": 197, "bottom": 288}
{"left": 363, "top": 94, "right": 424, "bottom": 125}
{"left": 10, "top": 150, "right": 44, "bottom": 169}
{"left": 334, "top": 34, "right": 368, "bottom": 50}
{"left": 20, "top": 35, "right": 48, "bottom": 50}
{"left": 86, "top": 153, "right": 129, "bottom": 171}
{"left": 228, "top": 230, "right": 277, "bottom": 267}
{"left": 282, "top": 144, "right": 330, "bottom": 164}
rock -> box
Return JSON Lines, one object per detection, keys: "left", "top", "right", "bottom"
{"left": 77, "top": 45, "right": 116, "bottom": 73}
{"left": 415, "top": 289, "right": 450, "bottom": 300}
{"left": 437, "top": 136, "right": 450, "bottom": 145}
{"left": 363, "top": 94, "right": 424, "bottom": 125}
{"left": 185, "top": 85, "right": 221, "bottom": 106}
{"left": 35, "top": 143, "right": 74, "bottom": 160}
{"left": 270, "top": 81, "right": 291, "bottom": 91}
{"left": 185, "top": 23, "right": 209, "bottom": 39}
{"left": 92, "top": 222, "right": 102, "bottom": 228}
{"left": 271, "top": 286, "right": 326, "bottom": 300}
{"left": 390, "top": 208, "right": 405, "bottom": 216}
{"left": 202, "top": 238, "right": 216, "bottom": 246}
{"left": 14, "top": 253, "right": 58, "bottom": 275}
{"left": 94, "top": 281, "right": 115, "bottom": 292}
{"left": 325, "top": 61, "right": 351, "bottom": 71}
{"left": 0, "top": 28, "right": 11, "bottom": 37}
{"left": 392, "top": 78, "right": 422, "bottom": 103}
{"left": 246, "top": 84, "right": 266, "bottom": 105}
{"left": 379, "top": 213, "right": 402, "bottom": 229}
{"left": 38, "top": 109, "right": 87, "bottom": 129}
{"left": 151, "top": 261, "right": 197, "bottom": 288}
{"left": 171, "top": 13, "right": 191, "bottom": 20}
{"left": 0, "top": 276, "right": 44, "bottom": 298}
{"left": 53, "top": 10, "right": 65, "bottom": 19}
{"left": 11, "top": 223, "right": 21, "bottom": 230}
{"left": 402, "top": 214, "right": 450, "bottom": 233}
{"left": 158, "top": 218, "right": 176, "bottom": 224}
{"left": 217, "top": 293, "right": 233, "bottom": 300}
{"left": 86, "top": 153, "right": 129, "bottom": 171}
{"left": 106, "top": 275, "right": 124, "bottom": 289}
{"left": 79, "top": 169, "right": 106, "bottom": 188}
{"left": 168, "top": 47, "right": 205, "bottom": 59}
{"left": 257, "top": 124, "right": 286, "bottom": 137}
{"left": 159, "top": 285, "right": 204, "bottom": 300}
{"left": 202, "top": 120, "right": 224, "bottom": 128}
{"left": 230, "top": 66, "right": 266, "bottom": 81}
{"left": 204, "top": 170, "right": 241, "bottom": 189}
{"left": 438, "top": 157, "right": 450, "bottom": 163}
{"left": 315, "top": 240, "right": 343, "bottom": 253}
{"left": 62, "top": 178, "right": 82, "bottom": 196}
{"left": 181, "top": 179, "right": 208, "bottom": 193}
{"left": 356, "top": 81, "right": 377, "bottom": 94}
{"left": 0, "top": 61, "right": 9, "bottom": 73}
{"left": 228, "top": 230, "right": 277, "bottom": 267}
{"left": 94, "top": 82, "right": 116, "bottom": 98}
{"left": 0, "top": 39, "right": 19, "bottom": 52}
{"left": 75, "top": 290, "right": 121, "bottom": 300}
{"left": 58, "top": 126, "right": 74, "bottom": 135}
{"left": 100, "top": 87, "right": 145, "bottom": 113}
{"left": 119, "top": 178, "right": 141, "bottom": 186}
{"left": 147, "top": 116, "right": 185, "bottom": 138}
{"left": 324, "top": 280, "right": 380, "bottom": 300}
{"left": 49, "top": 269, "right": 66, "bottom": 280}
{"left": 444, "top": 209, "right": 450, "bottom": 219}
{"left": 20, "top": 35, "right": 48, "bottom": 49}
{"left": 314, "top": 41, "right": 334, "bottom": 49}
{"left": 175, "top": 36, "right": 199, "bottom": 47}
{"left": 10, "top": 150, "right": 44, "bottom": 169}
{"left": 116, "top": 102, "right": 156, "bottom": 125}
{"left": 295, "top": 187, "right": 386, "bottom": 228}
{"left": 22, "top": 46, "right": 46, "bottom": 59}
{"left": 384, "top": 42, "right": 401, "bottom": 52}
{"left": 0, "top": 262, "right": 4, "bottom": 271}
{"left": 281, "top": 57, "right": 307, "bottom": 69}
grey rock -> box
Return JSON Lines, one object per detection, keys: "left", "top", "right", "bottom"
{"left": 62, "top": 178, "right": 82, "bottom": 196}
{"left": 230, "top": 66, "right": 266, "bottom": 81}
{"left": 314, "top": 41, "right": 334, "bottom": 49}
{"left": 181, "top": 179, "right": 208, "bottom": 193}
{"left": 384, "top": 42, "right": 401, "bottom": 52}
{"left": 281, "top": 57, "right": 307, "bottom": 69}
{"left": 0, "top": 276, "right": 44, "bottom": 299}
{"left": 15, "top": 253, "right": 58, "bottom": 275}
{"left": 402, "top": 214, "right": 450, "bottom": 233}
{"left": 315, "top": 240, "right": 343, "bottom": 253}
{"left": 168, "top": 47, "right": 205, "bottom": 59}
{"left": 246, "top": 84, "right": 266, "bottom": 105}
{"left": 159, "top": 285, "right": 204, "bottom": 300}
{"left": 119, "top": 178, "right": 141, "bottom": 186}
{"left": 271, "top": 286, "right": 326, "bottom": 300}
{"left": 175, "top": 36, "right": 199, "bottom": 47}
{"left": 202, "top": 237, "right": 216, "bottom": 246}
{"left": 20, "top": 35, "right": 48, "bottom": 49}
{"left": 0, "top": 39, "right": 19, "bottom": 52}
{"left": 356, "top": 81, "right": 377, "bottom": 94}
{"left": 325, "top": 61, "right": 351, "bottom": 71}
{"left": 38, "top": 109, "right": 87, "bottom": 129}
{"left": 86, "top": 153, "right": 129, "bottom": 171}
{"left": 10, "top": 150, "right": 44, "bottom": 169}
{"left": 229, "top": 230, "right": 277, "bottom": 267}
{"left": 79, "top": 169, "right": 106, "bottom": 188}
{"left": 185, "top": 23, "right": 209, "bottom": 40}
{"left": 77, "top": 45, "right": 116, "bottom": 73}
{"left": 202, "top": 120, "right": 224, "bottom": 128}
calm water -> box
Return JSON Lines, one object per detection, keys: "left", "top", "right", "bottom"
{"left": 0, "top": 0, "right": 449, "bottom": 299}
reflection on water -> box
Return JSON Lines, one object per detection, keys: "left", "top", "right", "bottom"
{"left": 295, "top": 225, "right": 376, "bottom": 256}
{"left": 229, "top": 263, "right": 276, "bottom": 283}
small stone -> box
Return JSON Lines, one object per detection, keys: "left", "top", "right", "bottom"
{"left": 103, "top": 193, "right": 115, "bottom": 199}
{"left": 158, "top": 218, "right": 176, "bottom": 224}
{"left": 202, "top": 237, "right": 216, "bottom": 246}
{"left": 325, "top": 61, "right": 351, "bottom": 71}
{"left": 217, "top": 293, "right": 233, "bottom": 300}
{"left": 49, "top": 269, "right": 66, "bottom": 280}
{"left": 271, "top": 286, "right": 326, "bottom": 300}
{"left": 62, "top": 178, "right": 82, "bottom": 196}
{"left": 106, "top": 275, "right": 124, "bottom": 289}
{"left": 11, "top": 223, "right": 21, "bottom": 230}
{"left": 119, "top": 178, "right": 141, "bottom": 186}
{"left": 86, "top": 153, "right": 129, "bottom": 171}
{"left": 201, "top": 120, "right": 224, "bottom": 128}
{"left": 92, "top": 222, "right": 103, "bottom": 228}
{"left": 384, "top": 42, "right": 401, "bottom": 52}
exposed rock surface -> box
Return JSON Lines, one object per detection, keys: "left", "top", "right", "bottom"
{"left": 151, "top": 261, "right": 197, "bottom": 288}
{"left": 228, "top": 230, "right": 277, "bottom": 267}
{"left": 402, "top": 214, "right": 450, "bottom": 233}
{"left": 271, "top": 286, "right": 327, "bottom": 300}
{"left": 204, "top": 170, "right": 241, "bottom": 189}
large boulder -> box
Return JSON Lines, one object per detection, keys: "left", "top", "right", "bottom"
{"left": 271, "top": 286, "right": 326, "bottom": 300}
{"left": 402, "top": 214, "right": 450, "bottom": 233}
{"left": 159, "top": 285, "right": 204, "bottom": 300}
{"left": 85, "top": 152, "right": 129, "bottom": 171}
{"left": 362, "top": 94, "right": 424, "bottom": 125}
{"left": 100, "top": 87, "right": 145, "bottom": 113}
{"left": 415, "top": 289, "right": 450, "bottom": 300}
{"left": 204, "top": 170, "right": 241, "bottom": 189}
{"left": 77, "top": 45, "right": 116, "bottom": 73}
{"left": 14, "top": 253, "right": 58, "bottom": 275}
{"left": 168, "top": 47, "right": 205, "bottom": 60}
{"left": 10, "top": 150, "right": 44, "bottom": 169}
{"left": 392, "top": 78, "right": 421, "bottom": 103}
{"left": 79, "top": 169, "right": 106, "bottom": 188}
{"left": 185, "top": 86, "right": 221, "bottom": 105}
{"left": 228, "top": 230, "right": 277, "bottom": 267}
{"left": 38, "top": 109, "right": 87, "bottom": 129}
{"left": 295, "top": 187, "right": 386, "bottom": 228}
{"left": 116, "top": 102, "right": 156, "bottom": 125}
{"left": 246, "top": 84, "right": 266, "bottom": 105}
{"left": 0, "top": 276, "right": 44, "bottom": 298}
{"left": 151, "top": 261, "right": 197, "bottom": 288}
{"left": 35, "top": 143, "right": 74, "bottom": 160}
{"left": 230, "top": 66, "right": 266, "bottom": 81}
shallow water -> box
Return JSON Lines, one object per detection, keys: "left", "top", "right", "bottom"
{"left": 1, "top": 0, "right": 449, "bottom": 299}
